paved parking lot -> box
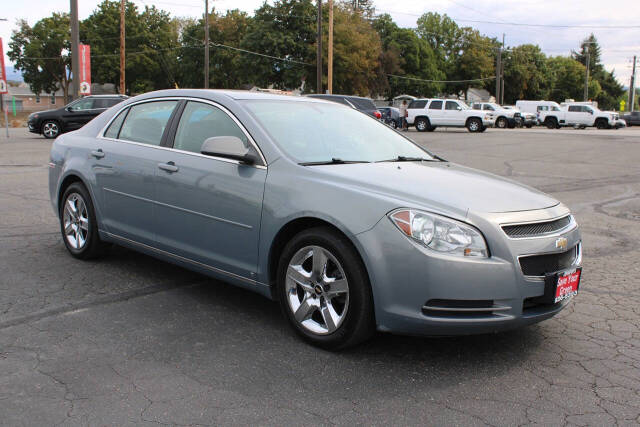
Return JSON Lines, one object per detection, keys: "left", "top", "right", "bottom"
{"left": 1, "top": 126, "right": 639, "bottom": 426}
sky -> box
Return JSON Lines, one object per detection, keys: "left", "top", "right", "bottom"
{"left": 1, "top": 0, "right": 638, "bottom": 87}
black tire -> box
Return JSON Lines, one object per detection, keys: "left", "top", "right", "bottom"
{"left": 390, "top": 120, "right": 398, "bottom": 129}
{"left": 415, "top": 117, "right": 430, "bottom": 132}
{"left": 59, "top": 182, "right": 108, "bottom": 260}
{"left": 595, "top": 119, "right": 608, "bottom": 129}
{"left": 496, "top": 117, "right": 508, "bottom": 129}
{"left": 525, "top": 124, "right": 533, "bottom": 128}
{"left": 42, "top": 120, "right": 61, "bottom": 139}
{"left": 466, "top": 118, "right": 482, "bottom": 133}
{"left": 479, "top": 125, "right": 487, "bottom": 132}
{"left": 545, "top": 118, "right": 558, "bottom": 129}
{"left": 276, "top": 226, "right": 375, "bottom": 350}
{"left": 426, "top": 126, "right": 436, "bottom": 132}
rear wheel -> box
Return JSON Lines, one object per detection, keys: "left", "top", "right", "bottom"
{"left": 59, "top": 182, "right": 108, "bottom": 259}
{"left": 277, "top": 227, "right": 375, "bottom": 350}
{"left": 525, "top": 124, "right": 533, "bottom": 128}
{"left": 415, "top": 117, "right": 430, "bottom": 132}
{"left": 496, "top": 117, "right": 508, "bottom": 128}
{"left": 466, "top": 118, "right": 482, "bottom": 132}
{"left": 426, "top": 126, "right": 436, "bottom": 132}
{"left": 42, "top": 120, "right": 60, "bottom": 139}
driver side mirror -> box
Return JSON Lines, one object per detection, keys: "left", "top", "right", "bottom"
{"left": 200, "top": 136, "right": 257, "bottom": 165}
{"left": 66, "top": 106, "right": 74, "bottom": 112}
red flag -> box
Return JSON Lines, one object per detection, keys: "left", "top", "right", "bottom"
{"left": 0, "top": 38, "right": 8, "bottom": 94}
{"left": 78, "top": 44, "right": 91, "bottom": 95}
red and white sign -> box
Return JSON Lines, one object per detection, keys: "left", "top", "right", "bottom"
{"left": 554, "top": 269, "right": 581, "bottom": 303}
{"left": 0, "top": 37, "right": 8, "bottom": 94}
{"left": 78, "top": 44, "right": 91, "bottom": 95}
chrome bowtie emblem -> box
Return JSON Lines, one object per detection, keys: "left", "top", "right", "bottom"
{"left": 555, "top": 237, "right": 568, "bottom": 251}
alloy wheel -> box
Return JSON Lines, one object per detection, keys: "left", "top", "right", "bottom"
{"left": 62, "top": 193, "right": 89, "bottom": 250}
{"left": 43, "top": 122, "right": 59, "bottom": 138}
{"left": 285, "top": 245, "right": 349, "bottom": 335}
{"left": 469, "top": 120, "right": 479, "bottom": 131}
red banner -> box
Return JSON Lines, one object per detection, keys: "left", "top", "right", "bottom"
{"left": 0, "top": 37, "right": 8, "bottom": 94}
{"left": 78, "top": 44, "right": 91, "bottom": 95}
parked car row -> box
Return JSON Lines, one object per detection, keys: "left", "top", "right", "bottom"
{"left": 516, "top": 100, "right": 623, "bottom": 130}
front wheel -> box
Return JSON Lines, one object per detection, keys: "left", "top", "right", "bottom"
{"left": 595, "top": 120, "right": 608, "bottom": 129}
{"left": 545, "top": 118, "right": 558, "bottom": 129}
{"left": 496, "top": 117, "right": 508, "bottom": 128}
{"left": 466, "top": 118, "right": 482, "bottom": 132}
{"left": 277, "top": 227, "right": 375, "bottom": 350}
{"left": 42, "top": 120, "right": 61, "bottom": 139}
{"left": 59, "top": 182, "right": 108, "bottom": 259}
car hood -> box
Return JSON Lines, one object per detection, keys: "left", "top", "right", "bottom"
{"left": 312, "top": 161, "right": 558, "bottom": 215}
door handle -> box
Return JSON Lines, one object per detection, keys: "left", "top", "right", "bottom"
{"left": 91, "top": 149, "right": 105, "bottom": 159}
{"left": 158, "top": 161, "right": 179, "bottom": 173}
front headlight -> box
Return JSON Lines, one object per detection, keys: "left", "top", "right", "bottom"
{"left": 390, "top": 209, "right": 488, "bottom": 257}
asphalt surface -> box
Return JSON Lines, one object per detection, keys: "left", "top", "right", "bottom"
{"left": 1, "top": 126, "right": 639, "bottom": 426}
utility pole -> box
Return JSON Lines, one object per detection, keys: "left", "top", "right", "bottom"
{"left": 328, "top": 0, "right": 333, "bottom": 94}
{"left": 70, "top": 0, "right": 79, "bottom": 100}
{"left": 204, "top": 0, "right": 209, "bottom": 89}
{"left": 630, "top": 56, "right": 637, "bottom": 112}
{"left": 495, "top": 47, "right": 502, "bottom": 103}
{"left": 583, "top": 51, "right": 590, "bottom": 101}
{"left": 316, "top": 0, "right": 322, "bottom": 94}
{"left": 120, "top": 0, "right": 126, "bottom": 94}
{"left": 500, "top": 33, "right": 505, "bottom": 105}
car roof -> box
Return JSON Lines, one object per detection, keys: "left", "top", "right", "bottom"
{"left": 306, "top": 94, "right": 373, "bottom": 101}
{"left": 85, "top": 94, "right": 129, "bottom": 98}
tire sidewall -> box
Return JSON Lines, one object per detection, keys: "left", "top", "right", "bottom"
{"left": 416, "top": 118, "right": 428, "bottom": 132}
{"left": 59, "top": 182, "right": 101, "bottom": 259}
{"left": 276, "top": 227, "right": 373, "bottom": 350}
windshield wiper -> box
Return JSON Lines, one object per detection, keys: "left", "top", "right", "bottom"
{"left": 299, "top": 158, "right": 371, "bottom": 166}
{"left": 376, "top": 155, "right": 446, "bottom": 163}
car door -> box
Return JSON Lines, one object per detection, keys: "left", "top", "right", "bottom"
{"left": 61, "top": 98, "right": 96, "bottom": 131}
{"left": 582, "top": 106, "right": 595, "bottom": 125}
{"left": 427, "top": 100, "right": 444, "bottom": 125}
{"left": 444, "top": 100, "right": 463, "bottom": 125}
{"left": 566, "top": 105, "right": 582, "bottom": 125}
{"left": 153, "top": 100, "right": 267, "bottom": 280}
{"left": 93, "top": 99, "right": 180, "bottom": 246}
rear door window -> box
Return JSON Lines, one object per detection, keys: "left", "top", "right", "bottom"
{"left": 429, "top": 100, "right": 443, "bottom": 110}
{"left": 118, "top": 101, "right": 178, "bottom": 146}
{"left": 568, "top": 106, "right": 581, "bottom": 112}
{"left": 69, "top": 98, "right": 94, "bottom": 111}
{"left": 347, "top": 97, "right": 376, "bottom": 111}
{"left": 104, "top": 108, "right": 128, "bottom": 139}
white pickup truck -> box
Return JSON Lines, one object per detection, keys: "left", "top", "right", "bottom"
{"left": 538, "top": 103, "right": 619, "bottom": 129}
{"left": 407, "top": 98, "right": 495, "bottom": 133}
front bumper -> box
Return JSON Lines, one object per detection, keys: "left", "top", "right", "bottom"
{"left": 27, "top": 119, "right": 39, "bottom": 133}
{"left": 356, "top": 204, "right": 581, "bottom": 336}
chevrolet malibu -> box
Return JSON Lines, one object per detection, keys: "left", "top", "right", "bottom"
{"left": 49, "top": 89, "right": 582, "bottom": 349}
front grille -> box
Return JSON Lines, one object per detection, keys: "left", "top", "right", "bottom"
{"left": 519, "top": 245, "right": 578, "bottom": 277}
{"left": 502, "top": 215, "right": 572, "bottom": 238}
{"left": 422, "top": 299, "right": 510, "bottom": 318}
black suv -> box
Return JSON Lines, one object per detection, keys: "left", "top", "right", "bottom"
{"left": 306, "top": 94, "right": 382, "bottom": 119}
{"left": 28, "top": 95, "right": 128, "bottom": 139}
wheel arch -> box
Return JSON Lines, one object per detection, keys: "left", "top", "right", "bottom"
{"left": 267, "top": 216, "right": 371, "bottom": 297}
{"left": 465, "top": 116, "right": 483, "bottom": 126}
{"left": 56, "top": 173, "right": 96, "bottom": 220}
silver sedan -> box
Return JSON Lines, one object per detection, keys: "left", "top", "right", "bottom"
{"left": 49, "top": 89, "right": 582, "bottom": 349}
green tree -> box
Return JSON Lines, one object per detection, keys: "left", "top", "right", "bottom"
{"left": 502, "top": 44, "right": 549, "bottom": 104}
{"left": 240, "top": 0, "right": 317, "bottom": 91}
{"left": 177, "top": 9, "right": 251, "bottom": 89}
{"left": 81, "top": 0, "right": 180, "bottom": 94}
{"left": 572, "top": 34, "right": 623, "bottom": 109}
{"left": 8, "top": 13, "right": 72, "bottom": 100}
{"left": 372, "top": 14, "right": 443, "bottom": 98}
{"left": 547, "top": 56, "right": 600, "bottom": 102}
{"left": 327, "top": 4, "right": 381, "bottom": 96}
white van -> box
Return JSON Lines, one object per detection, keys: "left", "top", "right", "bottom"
{"left": 515, "top": 100, "right": 563, "bottom": 118}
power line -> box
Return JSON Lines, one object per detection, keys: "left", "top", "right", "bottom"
{"left": 385, "top": 74, "right": 494, "bottom": 84}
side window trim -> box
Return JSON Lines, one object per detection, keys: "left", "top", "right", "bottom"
{"left": 98, "top": 97, "right": 267, "bottom": 167}
{"left": 161, "top": 100, "right": 187, "bottom": 148}
{"left": 115, "top": 107, "right": 130, "bottom": 140}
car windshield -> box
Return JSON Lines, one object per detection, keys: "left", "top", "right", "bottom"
{"left": 243, "top": 100, "right": 434, "bottom": 163}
